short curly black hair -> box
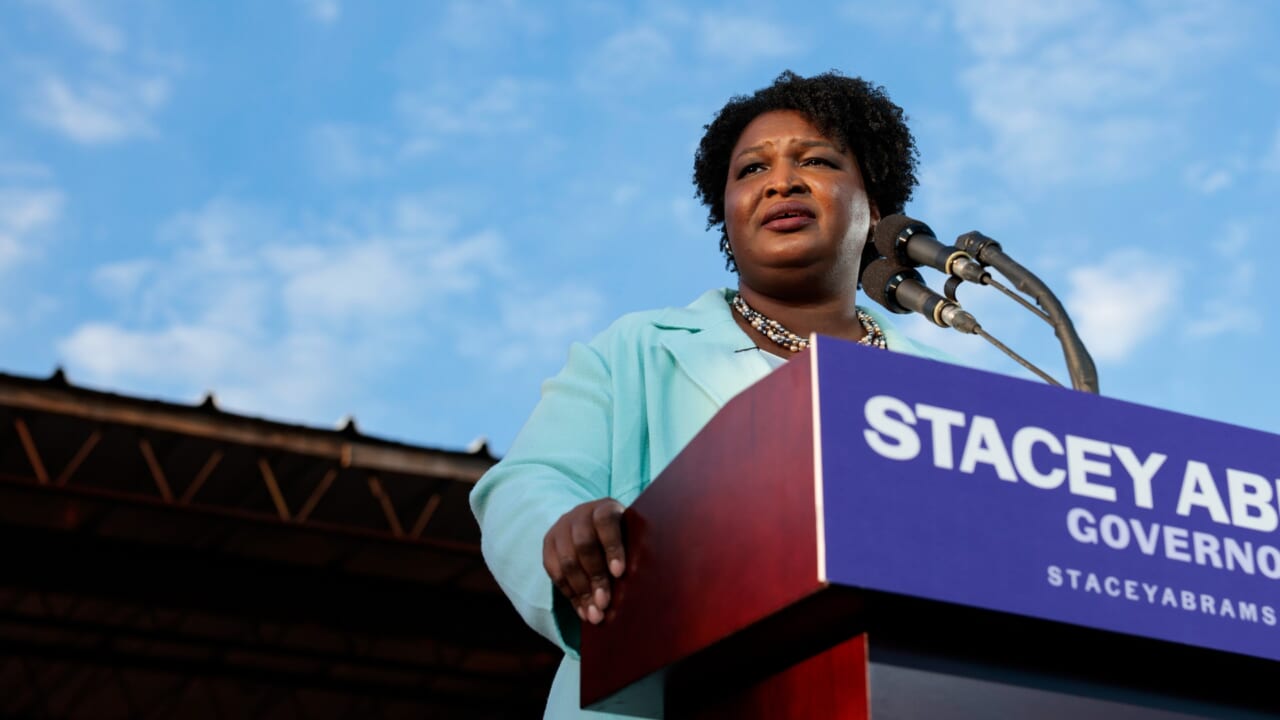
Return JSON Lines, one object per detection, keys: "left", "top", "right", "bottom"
{"left": 693, "top": 70, "right": 919, "bottom": 272}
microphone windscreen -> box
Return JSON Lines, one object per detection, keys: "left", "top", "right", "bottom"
{"left": 872, "top": 214, "right": 916, "bottom": 257}
{"left": 860, "top": 257, "right": 914, "bottom": 314}
{"left": 858, "top": 242, "right": 882, "bottom": 288}
{"left": 870, "top": 212, "right": 942, "bottom": 263}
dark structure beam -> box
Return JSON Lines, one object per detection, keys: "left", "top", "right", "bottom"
{"left": 0, "top": 379, "right": 494, "bottom": 482}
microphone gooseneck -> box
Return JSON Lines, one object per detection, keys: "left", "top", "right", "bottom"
{"left": 954, "top": 230, "right": 1099, "bottom": 394}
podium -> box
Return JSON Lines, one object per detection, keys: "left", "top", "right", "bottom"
{"left": 580, "top": 337, "right": 1280, "bottom": 718}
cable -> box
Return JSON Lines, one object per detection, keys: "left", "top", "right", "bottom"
{"left": 973, "top": 327, "right": 1063, "bottom": 387}
{"left": 983, "top": 275, "right": 1053, "bottom": 326}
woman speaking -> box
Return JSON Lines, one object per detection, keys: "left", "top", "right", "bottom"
{"left": 470, "top": 70, "right": 949, "bottom": 718}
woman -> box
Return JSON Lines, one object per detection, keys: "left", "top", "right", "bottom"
{"left": 470, "top": 70, "right": 950, "bottom": 718}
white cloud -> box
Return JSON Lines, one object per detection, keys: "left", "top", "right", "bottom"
{"left": 459, "top": 284, "right": 605, "bottom": 371}
{"left": 1210, "top": 221, "right": 1249, "bottom": 259}
{"left": 611, "top": 184, "right": 640, "bottom": 207}
{"left": 298, "top": 0, "right": 340, "bottom": 24}
{"left": 951, "top": 1, "right": 1239, "bottom": 187}
{"left": 840, "top": 1, "right": 946, "bottom": 35}
{"left": 265, "top": 230, "right": 503, "bottom": 327}
{"left": 1265, "top": 125, "right": 1280, "bottom": 173}
{"left": 1066, "top": 250, "right": 1180, "bottom": 362}
{"left": 1187, "top": 297, "right": 1260, "bottom": 339}
{"left": 910, "top": 148, "right": 1020, "bottom": 230}
{"left": 700, "top": 15, "right": 794, "bottom": 63}
{"left": 41, "top": 0, "right": 126, "bottom": 54}
{"left": 26, "top": 71, "right": 170, "bottom": 144}
{"left": 57, "top": 197, "right": 523, "bottom": 424}
{"left": 952, "top": 0, "right": 1093, "bottom": 59}
{"left": 1186, "top": 221, "right": 1261, "bottom": 338}
{"left": 19, "top": 0, "right": 178, "bottom": 146}
{"left": 0, "top": 187, "right": 63, "bottom": 274}
{"left": 670, "top": 196, "right": 707, "bottom": 239}
{"left": 0, "top": 186, "right": 63, "bottom": 333}
{"left": 437, "top": 0, "right": 546, "bottom": 49}
{"left": 61, "top": 322, "right": 353, "bottom": 423}
{"left": 1184, "top": 164, "right": 1234, "bottom": 194}
{"left": 576, "top": 26, "right": 674, "bottom": 94}
{"left": 307, "top": 123, "right": 389, "bottom": 181}
{"left": 0, "top": 162, "right": 54, "bottom": 181}
{"left": 61, "top": 323, "right": 251, "bottom": 382}
{"left": 90, "top": 259, "right": 155, "bottom": 301}
{"left": 397, "top": 76, "right": 543, "bottom": 140}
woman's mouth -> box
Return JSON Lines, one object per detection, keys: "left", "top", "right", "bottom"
{"left": 762, "top": 202, "right": 816, "bottom": 231}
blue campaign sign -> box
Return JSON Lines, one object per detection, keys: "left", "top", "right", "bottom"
{"left": 815, "top": 336, "right": 1280, "bottom": 663}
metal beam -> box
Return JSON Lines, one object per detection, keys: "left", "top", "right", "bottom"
{"left": 0, "top": 475, "right": 485, "bottom": 557}
{"left": 295, "top": 468, "right": 337, "bottom": 523}
{"left": 13, "top": 417, "right": 50, "bottom": 485}
{"left": 138, "top": 437, "right": 174, "bottom": 503}
{"left": 53, "top": 428, "right": 100, "bottom": 487}
{"left": 180, "top": 448, "right": 224, "bottom": 504}
{"left": 258, "top": 458, "right": 291, "bottom": 522}
{"left": 366, "top": 474, "right": 403, "bottom": 537}
{"left": 0, "top": 383, "right": 492, "bottom": 482}
{"left": 409, "top": 493, "right": 443, "bottom": 539}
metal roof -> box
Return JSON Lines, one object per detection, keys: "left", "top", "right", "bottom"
{"left": 0, "top": 368, "right": 557, "bottom": 719}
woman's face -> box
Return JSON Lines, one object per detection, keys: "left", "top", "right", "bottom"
{"left": 724, "top": 109, "right": 878, "bottom": 299}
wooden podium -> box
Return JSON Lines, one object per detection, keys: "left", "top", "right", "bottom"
{"left": 579, "top": 338, "right": 1279, "bottom": 718}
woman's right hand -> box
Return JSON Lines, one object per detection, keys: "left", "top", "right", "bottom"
{"left": 542, "top": 498, "right": 626, "bottom": 625}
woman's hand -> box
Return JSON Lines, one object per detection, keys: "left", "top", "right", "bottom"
{"left": 542, "top": 498, "right": 626, "bottom": 625}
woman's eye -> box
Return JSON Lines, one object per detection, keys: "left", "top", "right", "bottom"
{"left": 737, "top": 163, "right": 765, "bottom": 178}
{"left": 802, "top": 157, "right": 837, "bottom": 168}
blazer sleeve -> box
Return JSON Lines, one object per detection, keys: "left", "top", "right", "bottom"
{"left": 469, "top": 339, "right": 615, "bottom": 658}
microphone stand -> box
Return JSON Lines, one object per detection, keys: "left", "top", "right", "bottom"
{"left": 955, "top": 231, "right": 1100, "bottom": 395}
{"left": 863, "top": 257, "right": 1067, "bottom": 389}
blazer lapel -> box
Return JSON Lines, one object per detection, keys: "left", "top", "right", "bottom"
{"left": 653, "top": 290, "right": 774, "bottom": 407}
{"left": 652, "top": 292, "right": 945, "bottom": 412}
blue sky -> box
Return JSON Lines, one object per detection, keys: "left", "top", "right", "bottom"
{"left": 2, "top": 0, "right": 1279, "bottom": 454}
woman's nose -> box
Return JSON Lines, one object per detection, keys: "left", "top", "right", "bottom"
{"left": 764, "top": 166, "right": 807, "bottom": 197}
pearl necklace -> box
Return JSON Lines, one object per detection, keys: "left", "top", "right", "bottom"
{"left": 730, "top": 292, "right": 888, "bottom": 353}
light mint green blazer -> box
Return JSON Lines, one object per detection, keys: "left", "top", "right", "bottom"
{"left": 470, "top": 288, "right": 951, "bottom": 719}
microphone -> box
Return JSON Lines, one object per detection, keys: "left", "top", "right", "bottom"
{"left": 874, "top": 214, "right": 988, "bottom": 284}
{"left": 862, "top": 257, "right": 980, "bottom": 334}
